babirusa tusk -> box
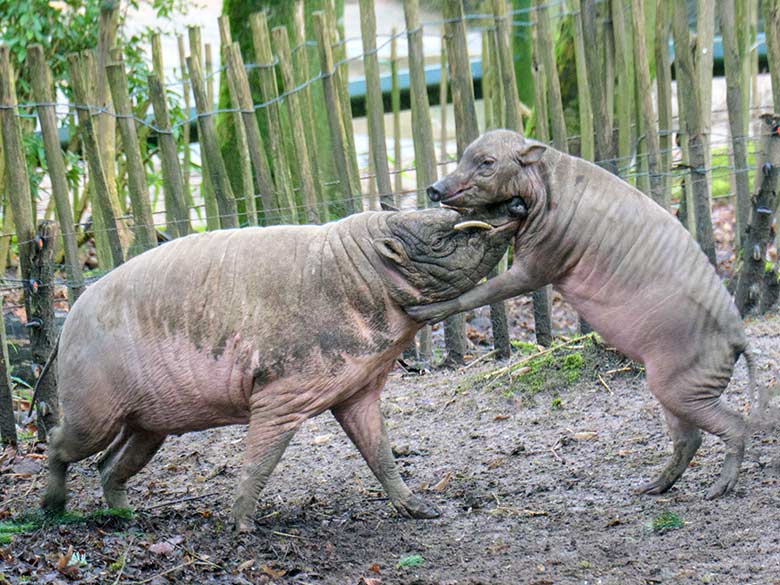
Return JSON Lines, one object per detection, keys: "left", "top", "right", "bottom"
{"left": 453, "top": 220, "right": 492, "bottom": 231}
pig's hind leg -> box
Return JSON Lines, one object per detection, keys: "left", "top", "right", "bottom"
{"left": 98, "top": 429, "right": 165, "bottom": 508}
{"left": 644, "top": 363, "right": 747, "bottom": 499}
{"left": 332, "top": 376, "right": 440, "bottom": 520}
{"left": 43, "top": 416, "right": 121, "bottom": 514}
{"left": 637, "top": 408, "right": 702, "bottom": 494}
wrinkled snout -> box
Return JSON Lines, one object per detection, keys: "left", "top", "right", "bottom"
{"left": 427, "top": 181, "right": 446, "bottom": 202}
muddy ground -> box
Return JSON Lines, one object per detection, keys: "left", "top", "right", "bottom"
{"left": 0, "top": 306, "right": 778, "bottom": 585}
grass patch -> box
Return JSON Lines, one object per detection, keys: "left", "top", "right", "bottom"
{"left": 651, "top": 511, "right": 683, "bottom": 533}
{"left": 398, "top": 554, "right": 425, "bottom": 568}
{"left": 0, "top": 508, "right": 133, "bottom": 543}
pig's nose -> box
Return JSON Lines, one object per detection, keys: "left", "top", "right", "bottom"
{"left": 427, "top": 182, "right": 445, "bottom": 202}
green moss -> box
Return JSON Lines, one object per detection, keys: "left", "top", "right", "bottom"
{"left": 510, "top": 340, "right": 539, "bottom": 354}
{"left": 651, "top": 511, "right": 683, "bottom": 532}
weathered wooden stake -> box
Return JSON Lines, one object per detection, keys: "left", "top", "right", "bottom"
{"left": 697, "top": 0, "right": 715, "bottom": 208}
{"left": 610, "top": 0, "right": 633, "bottom": 178}
{"left": 402, "top": 0, "right": 438, "bottom": 361}
{"left": 29, "top": 221, "right": 59, "bottom": 440}
{"left": 534, "top": 0, "right": 567, "bottom": 152}
{"left": 391, "top": 27, "right": 403, "bottom": 206}
{"left": 631, "top": 0, "right": 666, "bottom": 209}
{"left": 439, "top": 39, "right": 448, "bottom": 163}
{"left": 177, "top": 34, "right": 192, "bottom": 206}
{"left": 441, "top": 0, "right": 482, "bottom": 364}
{"left": 655, "top": 0, "right": 673, "bottom": 201}
{"left": 219, "top": 18, "right": 257, "bottom": 226}
{"left": 672, "top": 3, "right": 717, "bottom": 266}
{"left": 325, "top": 1, "right": 362, "bottom": 210}
{"left": 250, "top": 12, "right": 298, "bottom": 224}
{"left": 570, "top": 0, "right": 593, "bottom": 161}
{"left": 582, "top": 0, "right": 616, "bottom": 174}
{"left": 188, "top": 26, "right": 220, "bottom": 231}
{"left": 148, "top": 74, "right": 190, "bottom": 238}
{"left": 313, "top": 11, "right": 359, "bottom": 216}
{"left": 272, "top": 26, "right": 321, "bottom": 224}
{"left": 735, "top": 114, "right": 780, "bottom": 314}
{"left": 765, "top": 0, "right": 780, "bottom": 112}
{"left": 28, "top": 45, "right": 85, "bottom": 302}
{"left": 0, "top": 314, "right": 15, "bottom": 446}
{"left": 224, "top": 43, "right": 274, "bottom": 223}
{"left": 719, "top": 0, "right": 752, "bottom": 245}
{"left": 358, "top": 0, "right": 393, "bottom": 207}
{"left": 106, "top": 58, "right": 160, "bottom": 251}
{"left": 492, "top": 0, "right": 524, "bottom": 133}
{"left": 188, "top": 53, "right": 239, "bottom": 229}
{"left": 67, "top": 51, "right": 125, "bottom": 268}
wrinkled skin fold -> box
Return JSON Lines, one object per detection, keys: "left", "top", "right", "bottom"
{"left": 408, "top": 129, "right": 757, "bottom": 500}
{"left": 42, "top": 208, "right": 518, "bottom": 532}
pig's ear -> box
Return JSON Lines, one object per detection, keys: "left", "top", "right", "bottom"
{"left": 380, "top": 201, "right": 400, "bottom": 212}
{"left": 373, "top": 237, "right": 409, "bottom": 266}
{"left": 515, "top": 144, "right": 546, "bottom": 166}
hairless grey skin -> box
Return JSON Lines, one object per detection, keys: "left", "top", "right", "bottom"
{"left": 407, "top": 129, "right": 758, "bottom": 500}
{"left": 40, "top": 208, "right": 520, "bottom": 532}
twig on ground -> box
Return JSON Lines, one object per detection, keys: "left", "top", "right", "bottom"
{"left": 482, "top": 333, "right": 596, "bottom": 380}
{"left": 272, "top": 530, "right": 305, "bottom": 539}
{"left": 462, "top": 349, "right": 498, "bottom": 370}
{"left": 597, "top": 373, "right": 614, "bottom": 394}
{"left": 111, "top": 536, "right": 134, "bottom": 585}
{"left": 605, "top": 366, "right": 633, "bottom": 375}
{"left": 128, "top": 558, "right": 197, "bottom": 584}
{"left": 0, "top": 476, "right": 38, "bottom": 512}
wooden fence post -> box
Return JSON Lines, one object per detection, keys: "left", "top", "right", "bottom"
{"left": 735, "top": 114, "right": 780, "bottom": 314}
{"left": 439, "top": 40, "right": 448, "bottom": 163}
{"left": 441, "top": 0, "right": 479, "bottom": 365}
{"left": 570, "top": 0, "right": 594, "bottom": 161}
{"left": 0, "top": 46, "right": 36, "bottom": 313}
{"left": 672, "top": 3, "right": 717, "bottom": 266}
{"left": 534, "top": 0, "right": 567, "bottom": 153}
{"left": 250, "top": 12, "right": 298, "bottom": 224}
{"left": 631, "top": 0, "right": 666, "bottom": 210}
{"left": 272, "top": 26, "right": 322, "bottom": 224}
{"left": 106, "top": 58, "right": 160, "bottom": 252}
{"left": 610, "top": 0, "right": 634, "bottom": 178}
{"left": 312, "top": 11, "right": 359, "bottom": 216}
{"left": 582, "top": 0, "right": 617, "bottom": 174}
{"left": 177, "top": 35, "right": 193, "bottom": 208}
{"left": 492, "top": 0, "right": 524, "bottom": 133}
{"left": 720, "top": 0, "right": 752, "bottom": 246}
{"left": 224, "top": 43, "right": 274, "bottom": 223}
{"left": 765, "top": 0, "right": 780, "bottom": 113}
{"left": 358, "top": 0, "right": 393, "bottom": 207}
{"left": 219, "top": 17, "right": 258, "bottom": 226}
{"left": 67, "top": 51, "right": 125, "bottom": 269}
{"left": 188, "top": 53, "right": 239, "bottom": 229}
{"left": 188, "top": 27, "right": 220, "bottom": 231}
{"left": 0, "top": 314, "right": 15, "bottom": 447}
{"left": 402, "top": 0, "right": 438, "bottom": 362}
{"left": 29, "top": 221, "right": 59, "bottom": 440}
{"left": 148, "top": 74, "right": 191, "bottom": 238}
{"left": 325, "top": 1, "right": 362, "bottom": 209}
{"left": 28, "top": 45, "right": 86, "bottom": 302}
{"left": 655, "top": 0, "right": 673, "bottom": 203}
{"left": 391, "top": 28, "right": 402, "bottom": 207}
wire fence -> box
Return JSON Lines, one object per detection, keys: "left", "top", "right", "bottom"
{"left": 0, "top": 0, "right": 777, "bottom": 307}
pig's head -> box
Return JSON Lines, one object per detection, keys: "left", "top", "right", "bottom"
{"left": 427, "top": 129, "right": 548, "bottom": 220}
{"left": 371, "top": 206, "right": 519, "bottom": 305}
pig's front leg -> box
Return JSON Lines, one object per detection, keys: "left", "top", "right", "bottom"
{"left": 332, "top": 379, "right": 439, "bottom": 519}
{"left": 232, "top": 406, "right": 298, "bottom": 533}
{"left": 405, "top": 263, "right": 538, "bottom": 324}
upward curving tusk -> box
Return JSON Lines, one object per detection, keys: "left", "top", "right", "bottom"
{"left": 453, "top": 220, "right": 493, "bottom": 231}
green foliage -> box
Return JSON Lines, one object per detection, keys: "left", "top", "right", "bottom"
{"left": 0, "top": 507, "right": 134, "bottom": 543}
{"left": 651, "top": 511, "right": 683, "bottom": 532}
{"left": 398, "top": 554, "right": 425, "bottom": 568}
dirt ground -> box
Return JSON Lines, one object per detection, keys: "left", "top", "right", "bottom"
{"left": 1, "top": 307, "right": 778, "bottom": 585}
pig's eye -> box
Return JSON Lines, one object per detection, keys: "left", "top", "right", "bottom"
{"left": 478, "top": 159, "right": 495, "bottom": 172}
{"left": 431, "top": 236, "right": 447, "bottom": 251}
